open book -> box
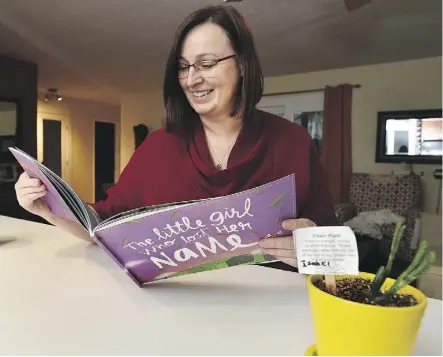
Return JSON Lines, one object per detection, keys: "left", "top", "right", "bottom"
{"left": 9, "top": 147, "right": 296, "bottom": 287}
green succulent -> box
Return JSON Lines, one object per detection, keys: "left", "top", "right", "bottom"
{"left": 369, "top": 220, "right": 436, "bottom": 302}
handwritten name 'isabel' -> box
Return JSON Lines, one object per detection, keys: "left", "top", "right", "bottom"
{"left": 300, "top": 260, "right": 331, "bottom": 267}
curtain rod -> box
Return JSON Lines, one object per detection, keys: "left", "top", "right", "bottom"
{"left": 263, "top": 84, "right": 361, "bottom": 97}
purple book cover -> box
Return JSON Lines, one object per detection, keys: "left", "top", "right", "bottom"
{"left": 93, "top": 174, "right": 296, "bottom": 286}
{"left": 9, "top": 146, "right": 296, "bottom": 287}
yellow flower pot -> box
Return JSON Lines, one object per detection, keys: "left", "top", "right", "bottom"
{"left": 306, "top": 272, "right": 428, "bottom": 356}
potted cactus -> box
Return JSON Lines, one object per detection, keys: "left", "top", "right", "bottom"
{"left": 305, "top": 221, "right": 436, "bottom": 356}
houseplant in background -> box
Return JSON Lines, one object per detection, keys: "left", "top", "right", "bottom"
{"left": 305, "top": 221, "right": 436, "bottom": 356}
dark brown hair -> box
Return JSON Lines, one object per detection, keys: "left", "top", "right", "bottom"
{"left": 163, "top": 5, "right": 264, "bottom": 134}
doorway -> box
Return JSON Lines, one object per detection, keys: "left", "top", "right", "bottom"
{"left": 37, "top": 113, "right": 71, "bottom": 182}
{"left": 42, "top": 119, "right": 62, "bottom": 176}
{"left": 94, "top": 121, "right": 116, "bottom": 202}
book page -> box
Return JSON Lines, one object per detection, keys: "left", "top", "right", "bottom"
{"left": 38, "top": 165, "right": 87, "bottom": 225}
{"left": 95, "top": 199, "right": 204, "bottom": 232}
{"left": 10, "top": 147, "right": 95, "bottom": 232}
{"left": 294, "top": 226, "right": 359, "bottom": 275}
{"left": 8, "top": 147, "right": 82, "bottom": 225}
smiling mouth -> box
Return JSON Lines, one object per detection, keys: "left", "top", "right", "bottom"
{"left": 191, "top": 90, "right": 213, "bottom": 98}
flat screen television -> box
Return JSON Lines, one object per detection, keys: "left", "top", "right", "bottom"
{"left": 375, "top": 109, "right": 443, "bottom": 165}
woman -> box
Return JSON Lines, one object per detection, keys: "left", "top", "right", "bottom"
{"left": 14, "top": 5, "right": 338, "bottom": 268}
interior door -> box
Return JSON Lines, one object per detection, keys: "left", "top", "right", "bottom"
{"left": 42, "top": 119, "right": 62, "bottom": 176}
{"left": 94, "top": 121, "right": 116, "bottom": 202}
{"left": 37, "top": 113, "right": 71, "bottom": 182}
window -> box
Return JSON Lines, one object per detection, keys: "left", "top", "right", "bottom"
{"left": 257, "top": 91, "right": 324, "bottom": 151}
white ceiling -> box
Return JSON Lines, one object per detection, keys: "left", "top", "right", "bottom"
{"left": 0, "top": 0, "right": 441, "bottom": 105}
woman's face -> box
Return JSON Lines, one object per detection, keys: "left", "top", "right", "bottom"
{"left": 179, "top": 23, "right": 241, "bottom": 120}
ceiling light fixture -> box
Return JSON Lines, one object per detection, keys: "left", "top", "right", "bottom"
{"left": 44, "top": 88, "right": 63, "bottom": 102}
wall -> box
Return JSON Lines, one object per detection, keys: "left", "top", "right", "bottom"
{"left": 37, "top": 96, "right": 120, "bottom": 203}
{"left": 264, "top": 56, "right": 442, "bottom": 214}
{"left": 120, "top": 90, "right": 164, "bottom": 168}
{"left": 264, "top": 56, "right": 442, "bottom": 247}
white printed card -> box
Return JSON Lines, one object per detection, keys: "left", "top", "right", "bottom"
{"left": 293, "top": 226, "right": 359, "bottom": 275}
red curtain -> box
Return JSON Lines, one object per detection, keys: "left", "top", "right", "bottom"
{"left": 320, "top": 84, "right": 353, "bottom": 204}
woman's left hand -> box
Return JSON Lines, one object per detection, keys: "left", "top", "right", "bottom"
{"left": 258, "top": 218, "right": 316, "bottom": 267}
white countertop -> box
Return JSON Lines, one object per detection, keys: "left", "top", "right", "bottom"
{"left": 1, "top": 215, "right": 442, "bottom": 355}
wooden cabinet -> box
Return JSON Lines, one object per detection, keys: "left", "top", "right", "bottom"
{"left": 0, "top": 56, "right": 38, "bottom": 221}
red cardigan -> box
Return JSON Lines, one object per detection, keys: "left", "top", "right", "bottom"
{"left": 92, "top": 109, "right": 338, "bottom": 226}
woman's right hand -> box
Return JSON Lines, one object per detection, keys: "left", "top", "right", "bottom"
{"left": 14, "top": 172, "right": 51, "bottom": 218}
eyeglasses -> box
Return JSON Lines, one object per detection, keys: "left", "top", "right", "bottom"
{"left": 178, "top": 54, "right": 237, "bottom": 79}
